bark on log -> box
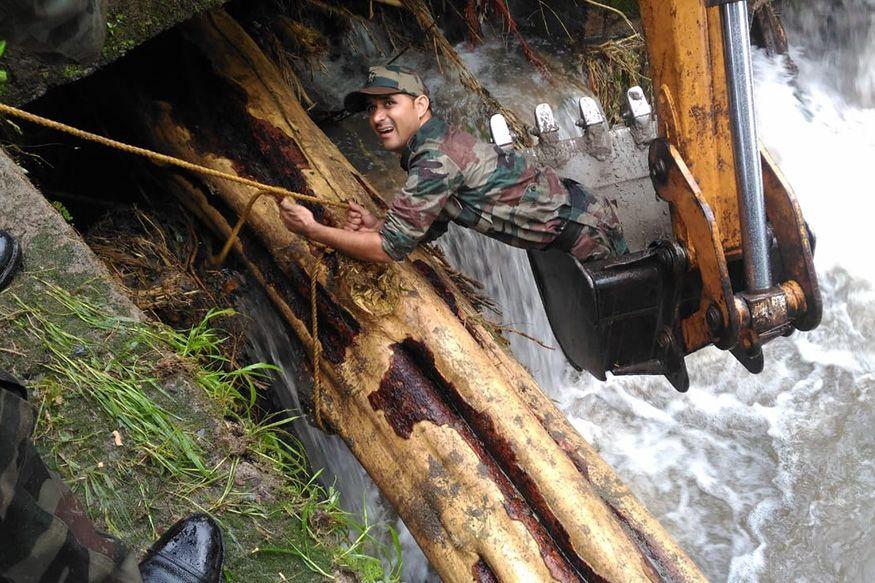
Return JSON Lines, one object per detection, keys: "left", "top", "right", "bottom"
{"left": 134, "top": 9, "right": 708, "bottom": 582}
{"left": 752, "top": 2, "right": 789, "bottom": 56}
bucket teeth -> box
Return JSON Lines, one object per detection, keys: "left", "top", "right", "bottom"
{"left": 576, "top": 96, "right": 606, "bottom": 130}
{"left": 489, "top": 113, "right": 514, "bottom": 150}
{"left": 576, "top": 96, "right": 612, "bottom": 159}
{"left": 534, "top": 103, "right": 560, "bottom": 138}
{"left": 625, "top": 86, "right": 652, "bottom": 122}
{"left": 509, "top": 93, "right": 670, "bottom": 253}
{"left": 624, "top": 86, "right": 656, "bottom": 144}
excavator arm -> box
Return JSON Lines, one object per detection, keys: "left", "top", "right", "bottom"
{"left": 642, "top": 0, "right": 819, "bottom": 358}
{"left": 636, "top": 0, "right": 821, "bottom": 388}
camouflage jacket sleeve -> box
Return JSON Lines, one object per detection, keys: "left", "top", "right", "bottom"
{"left": 380, "top": 148, "right": 463, "bottom": 260}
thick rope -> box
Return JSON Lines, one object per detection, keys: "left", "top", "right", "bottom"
{"left": 212, "top": 189, "right": 273, "bottom": 266}
{"left": 0, "top": 103, "right": 346, "bottom": 209}
{"left": 0, "top": 101, "right": 336, "bottom": 430}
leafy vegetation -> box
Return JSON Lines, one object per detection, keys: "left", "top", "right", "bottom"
{"left": 3, "top": 280, "right": 401, "bottom": 581}
{"left": 0, "top": 39, "right": 7, "bottom": 84}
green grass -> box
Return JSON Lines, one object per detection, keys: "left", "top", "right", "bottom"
{"left": 0, "top": 39, "right": 7, "bottom": 84}
{"left": 4, "top": 280, "right": 402, "bottom": 581}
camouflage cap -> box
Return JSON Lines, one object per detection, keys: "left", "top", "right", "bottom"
{"left": 343, "top": 65, "right": 429, "bottom": 112}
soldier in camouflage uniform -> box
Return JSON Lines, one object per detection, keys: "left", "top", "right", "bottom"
{"left": 278, "top": 65, "right": 627, "bottom": 366}
{"left": 278, "top": 64, "right": 627, "bottom": 264}
{"left": 277, "top": 64, "right": 628, "bottom": 369}
{"left": 0, "top": 9, "right": 138, "bottom": 576}
{"left": 1, "top": 10, "right": 223, "bottom": 580}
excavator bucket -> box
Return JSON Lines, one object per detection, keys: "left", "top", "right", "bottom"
{"left": 529, "top": 241, "right": 692, "bottom": 391}
{"left": 496, "top": 82, "right": 819, "bottom": 390}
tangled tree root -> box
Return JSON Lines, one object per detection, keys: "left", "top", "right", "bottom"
{"left": 403, "top": 0, "right": 535, "bottom": 146}
{"left": 583, "top": 33, "right": 649, "bottom": 123}
{"left": 464, "top": 0, "right": 551, "bottom": 78}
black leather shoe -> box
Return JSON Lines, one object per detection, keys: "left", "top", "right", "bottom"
{"left": 139, "top": 514, "right": 224, "bottom": 583}
{"left": 0, "top": 230, "right": 22, "bottom": 292}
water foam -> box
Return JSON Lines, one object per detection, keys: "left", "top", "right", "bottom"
{"left": 753, "top": 49, "right": 875, "bottom": 284}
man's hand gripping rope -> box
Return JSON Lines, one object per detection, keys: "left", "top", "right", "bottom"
{"left": 0, "top": 101, "right": 354, "bottom": 433}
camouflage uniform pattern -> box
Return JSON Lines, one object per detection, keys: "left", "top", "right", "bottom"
{"left": 0, "top": 387, "right": 142, "bottom": 583}
{"left": 562, "top": 178, "right": 629, "bottom": 261}
{"left": 380, "top": 116, "right": 627, "bottom": 261}
{"left": 0, "top": 0, "right": 106, "bottom": 64}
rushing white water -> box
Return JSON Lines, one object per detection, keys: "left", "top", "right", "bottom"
{"left": 249, "top": 9, "right": 875, "bottom": 581}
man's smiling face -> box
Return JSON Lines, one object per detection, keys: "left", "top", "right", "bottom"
{"left": 366, "top": 93, "right": 430, "bottom": 153}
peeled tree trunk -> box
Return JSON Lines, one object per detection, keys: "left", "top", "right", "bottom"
{"left": 134, "top": 10, "right": 708, "bottom": 582}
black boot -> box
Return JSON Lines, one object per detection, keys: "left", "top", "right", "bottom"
{"left": 139, "top": 514, "right": 224, "bottom": 583}
{"left": 0, "top": 230, "right": 22, "bottom": 292}
{"left": 0, "top": 369, "right": 27, "bottom": 401}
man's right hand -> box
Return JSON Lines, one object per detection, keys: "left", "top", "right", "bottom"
{"left": 277, "top": 197, "right": 318, "bottom": 237}
{"left": 345, "top": 201, "right": 382, "bottom": 232}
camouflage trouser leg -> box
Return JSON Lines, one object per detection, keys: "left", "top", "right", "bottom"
{"left": 567, "top": 221, "right": 628, "bottom": 262}
{"left": 0, "top": 388, "right": 142, "bottom": 583}
{"left": 528, "top": 182, "right": 630, "bottom": 371}
{"left": 0, "top": 0, "right": 106, "bottom": 63}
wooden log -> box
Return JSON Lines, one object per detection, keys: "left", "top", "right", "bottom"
{"left": 135, "top": 9, "right": 708, "bottom": 582}
{"left": 752, "top": 1, "right": 789, "bottom": 56}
